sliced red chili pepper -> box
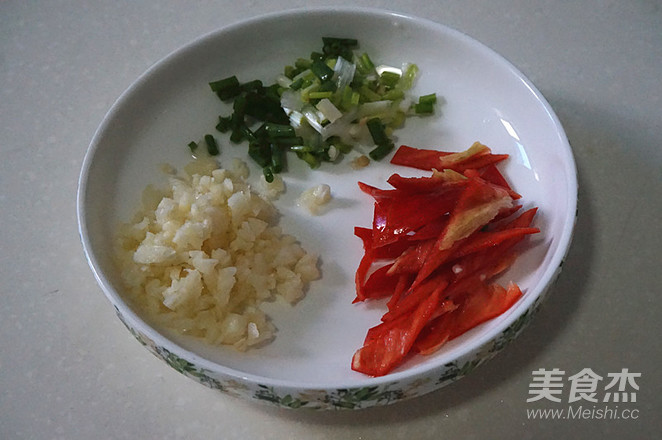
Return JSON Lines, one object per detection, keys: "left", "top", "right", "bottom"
{"left": 442, "top": 215, "right": 538, "bottom": 289}
{"left": 430, "top": 298, "right": 459, "bottom": 320}
{"left": 351, "top": 289, "right": 440, "bottom": 377}
{"left": 478, "top": 164, "right": 517, "bottom": 195}
{"left": 363, "top": 306, "right": 409, "bottom": 345}
{"left": 442, "top": 269, "right": 487, "bottom": 302}
{"left": 372, "top": 192, "right": 459, "bottom": 248}
{"left": 449, "top": 246, "right": 520, "bottom": 291}
{"left": 465, "top": 166, "right": 521, "bottom": 200}
{"left": 358, "top": 181, "right": 403, "bottom": 201}
{"left": 412, "top": 308, "right": 456, "bottom": 355}
{"left": 381, "top": 272, "right": 449, "bottom": 322}
{"left": 409, "top": 216, "right": 449, "bottom": 241}
{"left": 373, "top": 236, "right": 415, "bottom": 259}
{"left": 386, "top": 169, "right": 467, "bottom": 194}
{"left": 489, "top": 203, "right": 523, "bottom": 224}
{"left": 415, "top": 283, "right": 521, "bottom": 354}
{"left": 390, "top": 145, "right": 452, "bottom": 170}
{"left": 362, "top": 263, "right": 397, "bottom": 300}
{"left": 354, "top": 226, "right": 372, "bottom": 242}
{"left": 413, "top": 179, "right": 514, "bottom": 287}
{"left": 359, "top": 207, "right": 422, "bottom": 259}
{"left": 391, "top": 142, "right": 508, "bottom": 173}
{"left": 352, "top": 143, "right": 539, "bottom": 376}
{"left": 371, "top": 201, "right": 387, "bottom": 241}
{"left": 492, "top": 207, "right": 538, "bottom": 231}
{"left": 388, "top": 239, "right": 436, "bottom": 274}
{"left": 453, "top": 227, "right": 540, "bottom": 259}
{"left": 353, "top": 226, "right": 376, "bottom": 303}
{"left": 456, "top": 152, "right": 509, "bottom": 171}
{"left": 386, "top": 273, "right": 414, "bottom": 311}
{"left": 373, "top": 216, "right": 450, "bottom": 263}
{"left": 449, "top": 282, "right": 522, "bottom": 339}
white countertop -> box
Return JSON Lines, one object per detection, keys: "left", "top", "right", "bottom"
{"left": 1, "top": 1, "right": 660, "bottom": 438}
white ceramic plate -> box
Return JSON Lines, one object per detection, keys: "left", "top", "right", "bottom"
{"left": 78, "top": 7, "right": 577, "bottom": 409}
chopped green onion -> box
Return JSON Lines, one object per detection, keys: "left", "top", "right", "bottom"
{"left": 322, "top": 37, "right": 359, "bottom": 48}
{"left": 414, "top": 93, "right": 437, "bottom": 114}
{"left": 366, "top": 118, "right": 390, "bottom": 145}
{"left": 232, "top": 94, "right": 247, "bottom": 125}
{"left": 327, "top": 136, "right": 353, "bottom": 154}
{"left": 204, "top": 134, "right": 219, "bottom": 155}
{"left": 240, "top": 79, "right": 263, "bottom": 92}
{"left": 290, "top": 145, "right": 314, "bottom": 153}
{"left": 289, "top": 77, "right": 305, "bottom": 90}
{"left": 380, "top": 71, "right": 401, "bottom": 88}
{"left": 359, "top": 85, "right": 382, "bottom": 102}
{"left": 272, "top": 136, "right": 304, "bottom": 146}
{"left": 369, "top": 141, "right": 394, "bottom": 161}
{"left": 297, "top": 151, "right": 321, "bottom": 169}
{"left": 415, "top": 102, "right": 435, "bottom": 114}
{"left": 262, "top": 165, "right": 274, "bottom": 183}
{"left": 244, "top": 91, "right": 289, "bottom": 124}
{"left": 419, "top": 93, "right": 437, "bottom": 105}
{"left": 239, "top": 124, "right": 256, "bottom": 143}
{"left": 284, "top": 65, "right": 297, "bottom": 79}
{"left": 215, "top": 115, "right": 232, "bottom": 133}
{"left": 295, "top": 58, "right": 313, "bottom": 70}
{"left": 382, "top": 89, "right": 405, "bottom": 101}
{"left": 317, "top": 80, "right": 337, "bottom": 93}
{"left": 270, "top": 143, "right": 285, "bottom": 173}
{"left": 311, "top": 59, "right": 334, "bottom": 82}
{"left": 356, "top": 53, "right": 376, "bottom": 75}
{"left": 198, "top": 37, "right": 439, "bottom": 173}
{"left": 230, "top": 127, "right": 244, "bottom": 143}
{"left": 310, "top": 51, "right": 325, "bottom": 62}
{"left": 263, "top": 122, "right": 296, "bottom": 138}
{"left": 308, "top": 91, "right": 334, "bottom": 100}
{"left": 209, "top": 76, "right": 241, "bottom": 101}
{"left": 337, "top": 86, "right": 354, "bottom": 110}
{"left": 399, "top": 64, "right": 419, "bottom": 90}
{"left": 264, "top": 83, "right": 282, "bottom": 102}
{"left": 248, "top": 140, "right": 271, "bottom": 168}
{"left": 316, "top": 98, "right": 343, "bottom": 123}
{"left": 322, "top": 37, "right": 358, "bottom": 61}
{"left": 357, "top": 100, "right": 393, "bottom": 119}
{"left": 349, "top": 90, "right": 361, "bottom": 107}
{"left": 366, "top": 118, "right": 394, "bottom": 160}
{"left": 299, "top": 78, "right": 314, "bottom": 90}
{"left": 276, "top": 74, "right": 292, "bottom": 89}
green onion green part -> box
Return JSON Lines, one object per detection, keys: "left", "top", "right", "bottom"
{"left": 311, "top": 59, "right": 334, "bottom": 82}
{"left": 356, "top": 53, "right": 376, "bottom": 75}
{"left": 380, "top": 71, "right": 401, "bottom": 88}
{"left": 262, "top": 165, "right": 274, "bottom": 183}
{"left": 414, "top": 93, "right": 437, "bottom": 114}
{"left": 400, "top": 64, "right": 419, "bottom": 90}
{"left": 367, "top": 118, "right": 395, "bottom": 160}
{"left": 215, "top": 116, "right": 232, "bottom": 133}
{"left": 270, "top": 143, "right": 285, "bottom": 173}
{"left": 209, "top": 76, "right": 241, "bottom": 101}
{"left": 204, "top": 134, "right": 219, "bottom": 155}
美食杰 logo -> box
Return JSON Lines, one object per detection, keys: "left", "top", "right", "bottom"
{"left": 525, "top": 368, "right": 641, "bottom": 420}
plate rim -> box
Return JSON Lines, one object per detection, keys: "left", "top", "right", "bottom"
{"left": 77, "top": 5, "right": 578, "bottom": 398}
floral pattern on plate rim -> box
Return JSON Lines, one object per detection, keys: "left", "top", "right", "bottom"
{"left": 112, "top": 258, "right": 563, "bottom": 410}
